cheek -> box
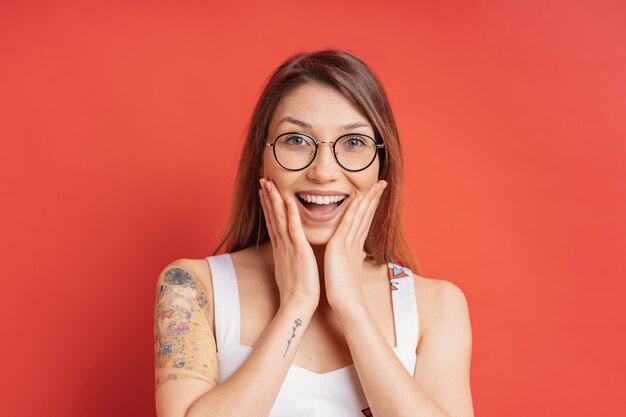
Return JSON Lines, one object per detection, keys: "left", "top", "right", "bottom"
{"left": 262, "top": 153, "right": 284, "bottom": 181}
{"left": 261, "top": 160, "right": 296, "bottom": 193}
{"left": 354, "top": 170, "right": 380, "bottom": 194}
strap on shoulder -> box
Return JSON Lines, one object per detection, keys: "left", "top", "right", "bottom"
{"left": 207, "top": 254, "right": 241, "bottom": 353}
{"left": 388, "top": 262, "right": 419, "bottom": 353}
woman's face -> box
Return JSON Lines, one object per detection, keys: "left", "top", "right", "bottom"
{"left": 262, "top": 82, "right": 380, "bottom": 246}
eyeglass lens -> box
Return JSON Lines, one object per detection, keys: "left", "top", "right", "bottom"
{"left": 274, "top": 133, "right": 378, "bottom": 171}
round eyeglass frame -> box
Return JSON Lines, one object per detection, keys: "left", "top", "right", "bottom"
{"left": 265, "top": 131, "right": 385, "bottom": 172}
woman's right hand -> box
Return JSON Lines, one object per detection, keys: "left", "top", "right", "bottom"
{"left": 259, "top": 178, "right": 320, "bottom": 310}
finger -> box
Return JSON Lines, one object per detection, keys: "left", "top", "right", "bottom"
{"left": 259, "top": 189, "right": 275, "bottom": 243}
{"left": 346, "top": 181, "right": 382, "bottom": 243}
{"left": 265, "top": 180, "right": 291, "bottom": 244}
{"left": 260, "top": 179, "right": 277, "bottom": 230}
{"left": 333, "top": 192, "right": 364, "bottom": 241}
{"left": 356, "top": 181, "right": 387, "bottom": 246}
{"left": 286, "top": 196, "right": 309, "bottom": 249}
{"left": 259, "top": 182, "right": 277, "bottom": 245}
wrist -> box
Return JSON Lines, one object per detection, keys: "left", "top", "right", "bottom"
{"left": 281, "top": 294, "right": 318, "bottom": 314}
{"left": 329, "top": 293, "right": 367, "bottom": 320}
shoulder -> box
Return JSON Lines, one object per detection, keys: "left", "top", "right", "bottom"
{"left": 414, "top": 275, "right": 468, "bottom": 310}
{"left": 155, "top": 258, "right": 215, "bottom": 325}
{"left": 412, "top": 273, "right": 470, "bottom": 337}
{"left": 383, "top": 262, "right": 469, "bottom": 334}
{"left": 159, "top": 258, "right": 212, "bottom": 287}
{"left": 155, "top": 247, "right": 263, "bottom": 308}
{"left": 386, "top": 262, "right": 467, "bottom": 308}
{"left": 157, "top": 256, "right": 219, "bottom": 295}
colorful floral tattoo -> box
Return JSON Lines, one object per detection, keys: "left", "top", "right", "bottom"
{"left": 154, "top": 266, "right": 218, "bottom": 387}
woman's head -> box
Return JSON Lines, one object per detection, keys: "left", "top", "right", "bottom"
{"left": 215, "top": 49, "right": 418, "bottom": 272}
{"left": 262, "top": 82, "right": 382, "bottom": 246}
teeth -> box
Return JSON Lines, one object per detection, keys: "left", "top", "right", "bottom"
{"left": 297, "top": 193, "right": 347, "bottom": 205}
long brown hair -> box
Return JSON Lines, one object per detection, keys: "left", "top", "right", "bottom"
{"left": 213, "top": 49, "right": 419, "bottom": 273}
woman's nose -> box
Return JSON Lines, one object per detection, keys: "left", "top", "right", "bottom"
{"left": 305, "top": 142, "right": 341, "bottom": 182}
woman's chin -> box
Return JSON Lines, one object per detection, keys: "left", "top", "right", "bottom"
{"left": 303, "top": 227, "right": 335, "bottom": 246}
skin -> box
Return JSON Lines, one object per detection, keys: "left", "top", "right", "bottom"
{"left": 154, "top": 82, "right": 474, "bottom": 417}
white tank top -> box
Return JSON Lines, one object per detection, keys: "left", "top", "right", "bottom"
{"left": 207, "top": 253, "right": 419, "bottom": 416}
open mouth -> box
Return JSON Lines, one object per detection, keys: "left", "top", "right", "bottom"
{"left": 295, "top": 193, "right": 350, "bottom": 222}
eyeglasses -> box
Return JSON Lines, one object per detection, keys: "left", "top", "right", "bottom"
{"left": 265, "top": 132, "right": 385, "bottom": 172}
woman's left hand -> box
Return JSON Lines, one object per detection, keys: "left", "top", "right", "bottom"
{"left": 324, "top": 180, "right": 388, "bottom": 311}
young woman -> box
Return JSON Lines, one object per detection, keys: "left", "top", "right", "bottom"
{"left": 154, "top": 50, "right": 473, "bottom": 417}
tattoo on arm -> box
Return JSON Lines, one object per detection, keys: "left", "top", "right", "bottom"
{"left": 283, "top": 319, "right": 303, "bottom": 358}
{"left": 154, "top": 266, "right": 218, "bottom": 387}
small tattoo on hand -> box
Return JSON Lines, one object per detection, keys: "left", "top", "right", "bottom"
{"left": 283, "top": 319, "right": 303, "bottom": 358}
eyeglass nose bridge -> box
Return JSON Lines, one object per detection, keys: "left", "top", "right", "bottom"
{"left": 305, "top": 139, "right": 347, "bottom": 169}
{"left": 313, "top": 140, "right": 338, "bottom": 154}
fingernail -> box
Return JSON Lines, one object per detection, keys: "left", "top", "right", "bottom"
{"left": 266, "top": 181, "right": 272, "bottom": 191}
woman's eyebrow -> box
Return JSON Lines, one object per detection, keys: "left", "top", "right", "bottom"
{"left": 278, "top": 116, "right": 372, "bottom": 130}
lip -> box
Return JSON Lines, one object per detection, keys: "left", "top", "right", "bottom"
{"left": 295, "top": 193, "right": 352, "bottom": 223}
{"left": 296, "top": 189, "right": 350, "bottom": 197}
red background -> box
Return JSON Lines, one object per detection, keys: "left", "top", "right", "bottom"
{"left": 1, "top": 1, "right": 625, "bottom": 416}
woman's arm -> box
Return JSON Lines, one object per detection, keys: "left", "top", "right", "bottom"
{"left": 322, "top": 180, "right": 473, "bottom": 417}
{"left": 154, "top": 262, "right": 317, "bottom": 417}
{"left": 333, "top": 279, "right": 474, "bottom": 417}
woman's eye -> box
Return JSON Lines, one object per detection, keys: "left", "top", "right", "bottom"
{"left": 286, "top": 135, "right": 311, "bottom": 146}
{"left": 346, "top": 137, "right": 366, "bottom": 147}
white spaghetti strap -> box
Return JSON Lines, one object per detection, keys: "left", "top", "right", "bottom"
{"left": 207, "top": 254, "right": 241, "bottom": 353}
{"left": 388, "top": 262, "right": 419, "bottom": 353}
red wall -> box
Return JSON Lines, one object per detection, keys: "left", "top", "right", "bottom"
{"left": 2, "top": 1, "right": 625, "bottom": 416}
